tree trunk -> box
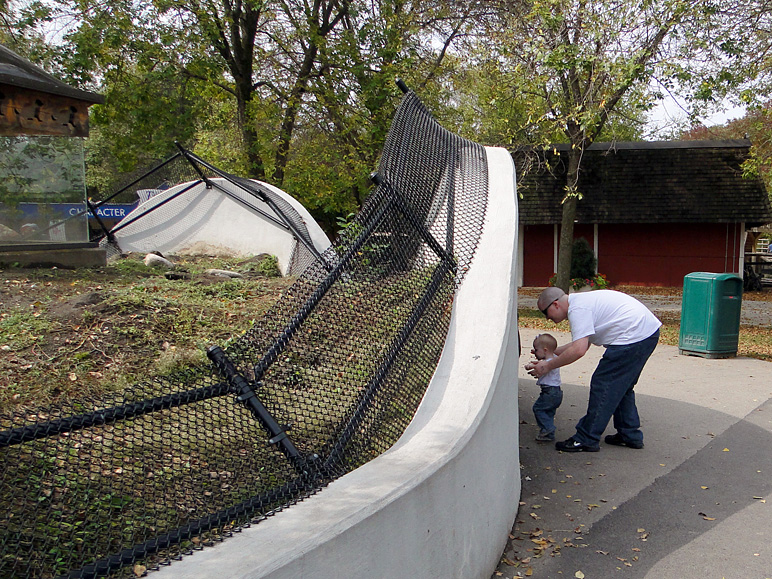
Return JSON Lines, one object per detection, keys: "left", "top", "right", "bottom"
{"left": 554, "top": 147, "right": 582, "bottom": 292}
{"left": 236, "top": 90, "right": 266, "bottom": 180}
{"left": 272, "top": 44, "right": 318, "bottom": 186}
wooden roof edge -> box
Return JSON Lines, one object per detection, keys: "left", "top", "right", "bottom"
{"left": 511, "top": 139, "right": 752, "bottom": 154}
{"left": 0, "top": 44, "right": 104, "bottom": 105}
{"left": 519, "top": 216, "right": 772, "bottom": 226}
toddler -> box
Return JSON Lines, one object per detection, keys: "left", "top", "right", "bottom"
{"left": 529, "top": 333, "right": 562, "bottom": 442}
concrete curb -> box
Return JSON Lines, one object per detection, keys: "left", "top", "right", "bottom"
{"left": 162, "top": 146, "right": 521, "bottom": 579}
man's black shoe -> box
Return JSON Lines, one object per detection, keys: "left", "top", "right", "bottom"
{"left": 555, "top": 437, "right": 599, "bottom": 452}
{"left": 604, "top": 433, "right": 644, "bottom": 449}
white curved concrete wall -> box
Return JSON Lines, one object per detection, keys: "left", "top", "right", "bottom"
{"left": 162, "top": 146, "right": 520, "bottom": 579}
{"left": 112, "top": 178, "right": 331, "bottom": 275}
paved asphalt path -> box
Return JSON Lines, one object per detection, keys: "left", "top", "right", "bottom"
{"left": 493, "top": 321, "right": 772, "bottom": 579}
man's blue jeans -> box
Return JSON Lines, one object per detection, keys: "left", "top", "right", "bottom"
{"left": 574, "top": 329, "right": 660, "bottom": 447}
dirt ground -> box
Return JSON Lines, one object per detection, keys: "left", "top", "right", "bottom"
{"left": 0, "top": 254, "right": 293, "bottom": 410}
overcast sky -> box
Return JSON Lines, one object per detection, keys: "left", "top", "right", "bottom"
{"left": 646, "top": 95, "right": 747, "bottom": 138}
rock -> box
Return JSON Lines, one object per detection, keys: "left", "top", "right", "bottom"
{"left": 144, "top": 253, "right": 176, "bottom": 269}
{"left": 204, "top": 269, "right": 244, "bottom": 278}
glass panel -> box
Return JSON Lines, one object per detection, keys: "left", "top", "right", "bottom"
{"left": 0, "top": 135, "right": 89, "bottom": 244}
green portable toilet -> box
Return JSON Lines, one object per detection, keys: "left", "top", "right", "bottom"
{"left": 679, "top": 272, "right": 743, "bottom": 358}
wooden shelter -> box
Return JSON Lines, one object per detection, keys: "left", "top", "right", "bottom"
{"left": 514, "top": 140, "right": 772, "bottom": 287}
{"left": 0, "top": 44, "right": 104, "bottom": 137}
{"left": 0, "top": 44, "right": 106, "bottom": 266}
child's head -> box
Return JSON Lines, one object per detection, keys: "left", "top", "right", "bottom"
{"left": 532, "top": 333, "right": 557, "bottom": 360}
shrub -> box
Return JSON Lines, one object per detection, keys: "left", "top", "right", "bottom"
{"left": 546, "top": 238, "right": 607, "bottom": 290}
{"left": 548, "top": 272, "right": 609, "bottom": 291}
{"left": 570, "top": 237, "right": 597, "bottom": 280}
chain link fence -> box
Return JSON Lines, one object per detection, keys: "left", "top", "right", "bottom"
{"left": 0, "top": 89, "right": 489, "bottom": 578}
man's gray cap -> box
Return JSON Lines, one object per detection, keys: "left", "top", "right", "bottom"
{"left": 537, "top": 286, "right": 566, "bottom": 311}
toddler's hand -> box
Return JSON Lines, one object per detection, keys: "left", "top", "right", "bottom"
{"left": 525, "top": 359, "right": 547, "bottom": 378}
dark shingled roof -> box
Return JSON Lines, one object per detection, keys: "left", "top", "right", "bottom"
{"left": 514, "top": 140, "right": 772, "bottom": 226}
{"left": 0, "top": 44, "right": 104, "bottom": 104}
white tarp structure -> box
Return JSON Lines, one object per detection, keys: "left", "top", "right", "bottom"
{"left": 109, "top": 178, "right": 331, "bottom": 275}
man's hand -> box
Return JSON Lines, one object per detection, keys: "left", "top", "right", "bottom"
{"left": 525, "top": 359, "right": 549, "bottom": 379}
{"left": 525, "top": 336, "right": 590, "bottom": 379}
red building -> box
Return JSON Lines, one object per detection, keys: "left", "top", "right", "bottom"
{"left": 514, "top": 140, "right": 772, "bottom": 287}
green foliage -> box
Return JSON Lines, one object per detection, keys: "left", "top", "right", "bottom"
{"left": 243, "top": 255, "right": 281, "bottom": 278}
{"left": 282, "top": 131, "right": 372, "bottom": 233}
{"left": 84, "top": 70, "right": 205, "bottom": 197}
{"left": 17, "top": 0, "right": 480, "bottom": 223}
{"left": 547, "top": 237, "right": 607, "bottom": 291}
{"left": 9, "top": 0, "right": 771, "bottom": 237}
{"left": 335, "top": 212, "right": 358, "bottom": 239}
{"left": 192, "top": 94, "right": 252, "bottom": 177}
{"left": 334, "top": 211, "right": 389, "bottom": 273}
{"left": 547, "top": 272, "right": 608, "bottom": 291}
{"left": 479, "top": 0, "right": 735, "bottom": 291}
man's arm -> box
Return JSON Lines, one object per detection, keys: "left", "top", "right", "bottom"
{"left": 525, "top": 336, "right": 590, "bottom": 378}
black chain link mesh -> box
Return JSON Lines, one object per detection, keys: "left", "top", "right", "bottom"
{"left": 0, "top": 91, "right": 488, "bottom": 578}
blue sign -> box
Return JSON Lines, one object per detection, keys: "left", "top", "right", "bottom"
{"left": 16, "top": 202, "right": 138, "bottom": 221}
{"left": 90, "top": 204, "right": 138, "bottom": 220}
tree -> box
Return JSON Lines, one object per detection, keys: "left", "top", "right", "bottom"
{"left": 294, "top": 0, "right": 484, "bottom": 214}
{"left": 18, "top": 0, "right": 479, "bottom": 229}
{"left": 261, "top": 0, "right": 487, "bottom": 230}
{"left": 485, "top": 0, "right": 753, "bottom": 291}
{"left": 0, "top": 0, "right": 58, "bottom": 61}
{"left": 30, "top": 0, "right": 354, "bottom": 183}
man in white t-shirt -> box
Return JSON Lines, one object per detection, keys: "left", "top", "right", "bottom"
{"left": 525, "top": 286, "right": 662, "bottom": 452}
